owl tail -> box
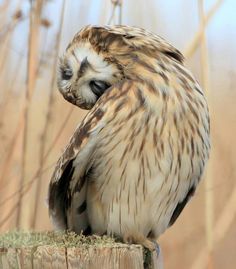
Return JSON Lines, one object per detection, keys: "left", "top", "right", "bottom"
{"left": 49, "top": 159, "right": 91, "bottom": 235}
{"left": 67, "top": 171, "right": 91, "bottom": 235}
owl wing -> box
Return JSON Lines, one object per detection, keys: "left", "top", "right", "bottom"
{"left": 48, "top": 104, "right": 106, "bottom": 233}
{"left": 48, "top": 79, "right": 136, "bottom": 233}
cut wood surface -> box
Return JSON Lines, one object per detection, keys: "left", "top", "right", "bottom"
{"left": 0, "top": 231, "right": 163, "bottom": 269}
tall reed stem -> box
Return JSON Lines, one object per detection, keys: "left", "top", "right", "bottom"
{"left": 198, "top": 0, "right": 214, "bottom": 268}
{"left": 31, "top": 0, "right": 66, "bottom": 228}
{"left": 16, "top": 0, "right": 43, "bottom": 228}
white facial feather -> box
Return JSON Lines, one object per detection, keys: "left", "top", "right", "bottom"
{"left": 58, "top": 42, "right": 119, "bottom": 109}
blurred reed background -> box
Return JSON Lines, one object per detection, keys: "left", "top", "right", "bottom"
{"left": 0, "top": 0, "right": 235, "bottom": 268}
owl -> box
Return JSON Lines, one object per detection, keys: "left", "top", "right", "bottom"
{"left": 48, "top": 25, "right": 210, "bottom": 251}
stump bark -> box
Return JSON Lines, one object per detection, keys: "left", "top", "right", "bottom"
{"left": 0, "top": 232, "right": 163, "bottom": 269}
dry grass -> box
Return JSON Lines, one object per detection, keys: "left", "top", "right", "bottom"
{"left": 31, "top": 0, "right": 66, "bottom": 230}
{"left": 0, "top": 1, "right": 235, "bottom": 269}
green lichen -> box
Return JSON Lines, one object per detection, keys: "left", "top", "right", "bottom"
{"left": 143, "top": 247, "right": 152, "bottom": 269}
{"left": 0, "top": 231, "right": 118, "bottom": 248}
{"left": 0, "top": 231, "right": 153, "bottom": 268}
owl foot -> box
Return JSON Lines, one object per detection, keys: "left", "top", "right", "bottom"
{"left": 123, "top": 234, "right": 159, "bottom": 254}
{"left": 152, "top": 240, "right": 160, "bottom": 257}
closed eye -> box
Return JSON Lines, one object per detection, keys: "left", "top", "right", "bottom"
{"left": 89, "top": 80, "right": 111, "bottom": 98}
{"left": 61, "top": 68, "right": 73, "bottom": 80}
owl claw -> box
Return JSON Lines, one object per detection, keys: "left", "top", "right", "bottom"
{"left": 152, "top": 240, "right": 160, "bottom": 257}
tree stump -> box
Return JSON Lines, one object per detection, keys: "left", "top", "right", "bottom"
{"left": 0, "top": 231, "right": 163, "bottom": 269}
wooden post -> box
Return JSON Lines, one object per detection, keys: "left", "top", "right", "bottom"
{"left": 0, "top": 232, "right": 163, "bottom": 269}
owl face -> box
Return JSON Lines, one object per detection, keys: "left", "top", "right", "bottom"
{"left": 58, "top": 42, "right": 123, "bottom": 109}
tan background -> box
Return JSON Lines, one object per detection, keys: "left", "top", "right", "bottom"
{"left": 0, "top": 0, "right": 235, "bottom": 268}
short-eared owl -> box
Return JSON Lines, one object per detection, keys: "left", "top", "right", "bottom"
{"left": 48, "top": 25, "right": 210, "bottom": 250}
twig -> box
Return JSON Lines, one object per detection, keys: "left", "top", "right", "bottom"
{"left": 108, "top": 0, "right": 122, "bottom": 25}
{"left": 36, "top": 18, "right": 51, "bottom": 76}
{"left": 0, "top": 162, "right": 53, "bottom": 228}
{"left": 118, "top": 1, "right": 122, "bottom": 25}
{"left": 107, "top": 3, "right": 116, "bottom": 25}
{"left": 0, "top": 0, "right": 9, "bottom": 14}
{"left": 0, "top": 52, "right": 25, "bottom": 178}
{"left": 0, "top": 162, "right": 56, "bottom": 209}
{"left": 0, "top": 105, "right": 74, "bottom": 207}
{"left": 0, "top": 110, "right": 24, "bottom": 188}
{"left": 0, "top": 12, "right": 23, "bottom": 38}
{"left": 0, "top": 14, "right": 24, "bottom": 75}
{"left": 198, "top": 1, "right": 214, "bottom": 268}
{"left": 184, "top": 0, "right": 225, "bottom": 58}
{"left": 191, "top": 169, "right": 236, "bottom": 269}
{"left": 0, "top": 201, "right": 18, "bottom": 229}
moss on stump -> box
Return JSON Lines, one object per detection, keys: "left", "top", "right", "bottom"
{"left": 0, "top": 231, "right": 162, "bottom": 269}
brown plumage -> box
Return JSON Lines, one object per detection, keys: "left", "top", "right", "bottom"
{"left": 48, "top": 25, "right": 210, "bottom": 250}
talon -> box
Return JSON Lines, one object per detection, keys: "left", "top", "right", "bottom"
{"left": 152, "top": 240, "right": 160, "bottom": 257}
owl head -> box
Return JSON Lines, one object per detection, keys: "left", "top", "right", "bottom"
{"left": 57, "top": 27, "right": 126, "bottom": 109}
{"left": 57, "top": 25, "right": 183, "bottom": 109}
